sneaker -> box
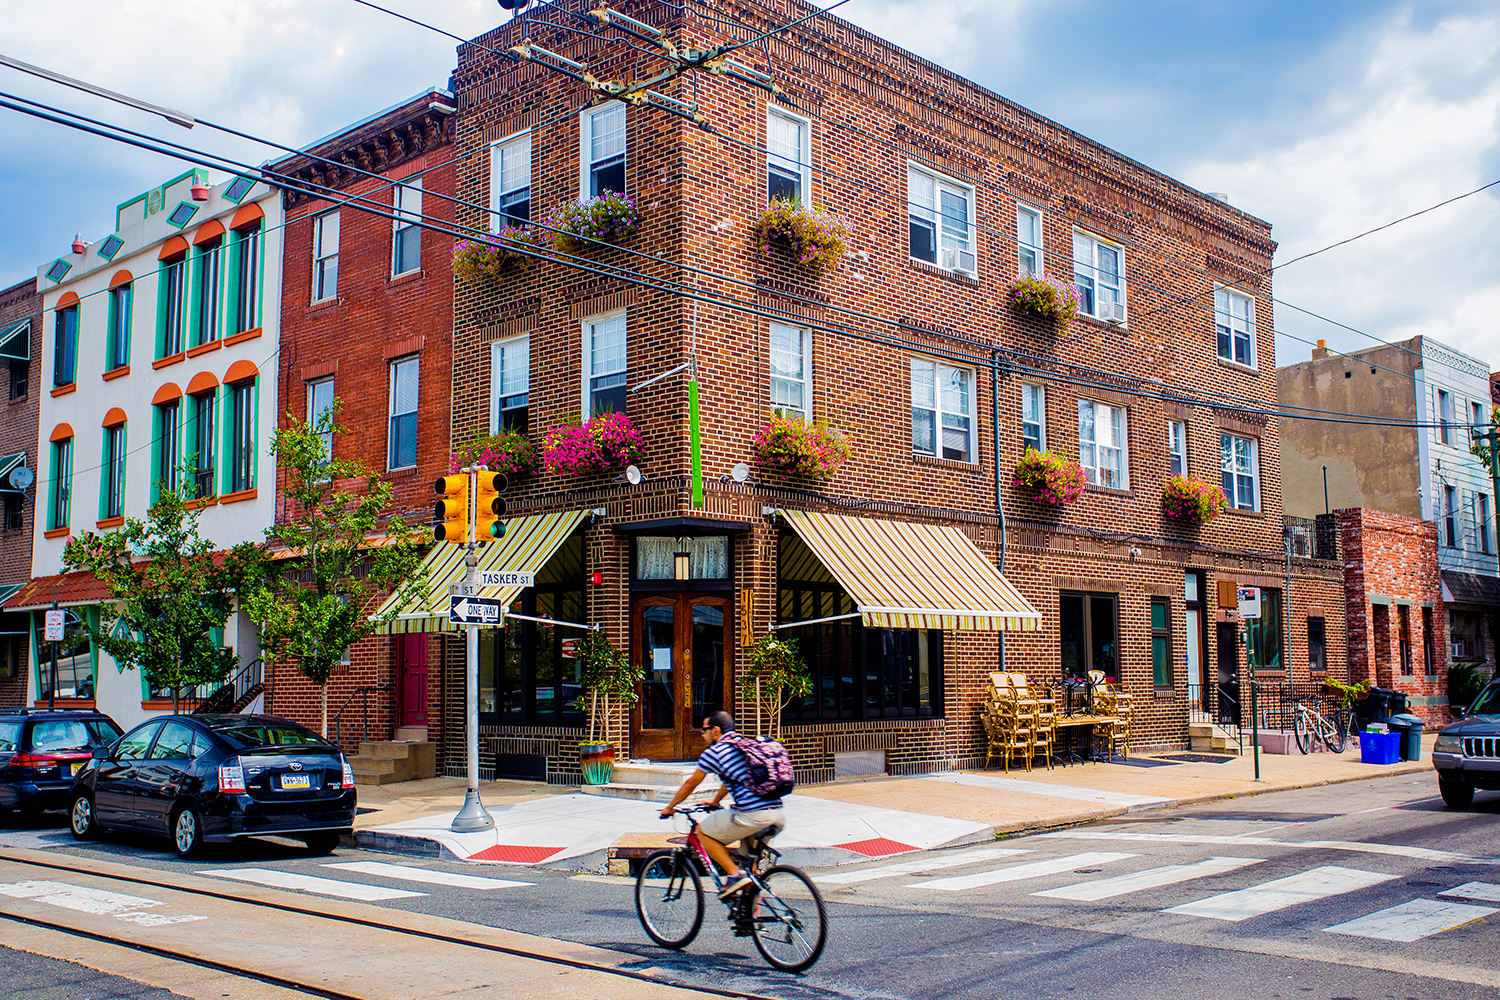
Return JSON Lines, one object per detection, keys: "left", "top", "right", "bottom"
{"left": 718, "top": 874, "right": 753, "bottom": 899}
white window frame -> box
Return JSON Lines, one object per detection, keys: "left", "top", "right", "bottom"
{"left": 1078, "top": 399, "right": 1129, "bottom": 489}
{"left": 1443, "top": 484, "right": 1458, "bottom": 547}
{"left": 308, "top": 376, "right": 335, "bottom": 459}
{"left": 1471, "top": 400, "right": 1487, "bottom": 446}
{"left": 1480, "top": 492, "right": 1493, "bottom": 555}
{"left": 766, "top": 107, "right": 811, "bottom": 206}
{"left": 392, "top": 178, "right": 422, "bottom": 276}
{"left": 490, "top": 334, "right": 530, "bottom": 434}
{"left": 1168, "top": 420, "right": 1187, "bottom": 477}
{"left": 1073, "top": 230, "right": 1125, "bottom": 323}
{"left": 387, "top": 356, "right": 419, "bottom": 471}
{"left": 1016, "top": 204, "right": 1043, "bottom": 277}
{"left": 910, "top": 357, "right": 976, "bottom": 463}
{"left": 1437, "top": 389, "right": 1454, "bottom": 445}
{"left": 768, "top": 322, "right": 812, "bottom": 421}
{"left": 579, "top": 102, "right": 626, "bottom": 199}
{"left": 1021, "top": 382, "right": 1046, "bottom": 452}
{"left": 1220, "top": 432, "right": 1260, "bottom": 512}
{"left": 581, "top": 310, "right": 627, "bottom": 417}
{"left": 1214, "top": 286, "right": 1255, "bottom": 368}
{"left": 489, "top": 131, "right": 532, "bottom": 231}
{"left": 907, "top": 164, "right": 977, "bottom": 277}
{"left": 313, "top": 211, "right": 339, "bottom": 302}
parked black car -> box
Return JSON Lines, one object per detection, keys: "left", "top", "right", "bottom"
{"left": 1431, "top": 680, "right": 1500, "bottom": 807}
{"left": 0, "top": 709, "right": 124, "bottom": 817}
{"left": 69, "top": 714, "right": 357, "bottom": 858}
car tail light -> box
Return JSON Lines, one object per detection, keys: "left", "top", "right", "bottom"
{"left": 218, "top": 761, "right": 246, "bottom": 794}
{"left": 10, "top": 752, "right": 48, "bottom": 769}
{"left": 341, "top": 758, "right": 356, "bottom": 790}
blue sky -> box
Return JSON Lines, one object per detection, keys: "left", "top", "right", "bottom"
{"left": 0, "top": 0, "right": 1496, "bottom": 371}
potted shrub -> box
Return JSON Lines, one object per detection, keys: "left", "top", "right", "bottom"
{"left": 752, "top": 413, "right": 851, "bottom": 480}
{"left": 753, "top": 200, "right": 850, "bottom": 276}
{"left": 450, "top": 429, "right": 537, "bottom": 479}
{"left": 451, "top": 227, "right": 549, "bottom": 282}
{"left": 1006, "top": 273, "right": 1080, "bottom": 330}
{"left": 543, "top": 412, "right": 644, "bottom": 476}
{"left": 576, "top": 630, "right": 643, "bottom": 783}
{"left": 1161, "top": 476, "right": 1229, "bottom": 527}
{"left": 1012, "top": 448, "right": 1086, "bottom": 506}
{"left": 552, "top": 192, "right": 643, "bottom": 253}
{"left": 739, "top": 634, "right": 812, "bottom": 740}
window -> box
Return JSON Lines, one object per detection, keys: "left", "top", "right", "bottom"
{"left": 1221, "top": 433, "right": 1259, "bottom": 511}
{"left": 1471, "top": 401, "right": 1486, "bottom": 444}
{"left": 1168, "top": 420, "right": 1187, "bottom": 477}
{"left": 910, "top": 358, "right": 973, "bottom": 462}
{"left": 191, "top": 391, "right": 215, "bottom": 499}
{"left": 1078, "top": 399, "right": 1128, "bottom": 489}
{"left": 149, "top": 721, "right": 197, "bottom": 760}
{"left": 102, "top": 423, "right": 125, "bottom": 520}
{"left": 1074, "top": 232, "right": 1124, "bottom": 321}
{"left": 155, "top": 398, "right": 180, "bottom": 497}
{"left": 161, "top": 254, "right": 186, "bottom": 357}
{"left": 1481, "top": 493, "right": 1493, "bottom": 555}
{"left": 1398, "top": 603, "right": 1413, "bottom": 676}
{"left": 1245, "top": 587, "right": 1283, "bottom": 672}
{"left": 490, "top": 133, "right": 532, "bottom": 228}
{"left": 9, "top": 359, "right": 26, "bottom": 400}
{"left": 769, "top": 323, "right": 811, "bottom": 420}
{"left": 4, "top": 493, "right": 21, "bottom": 531}
{"left": 193, "top": 238, "right": 222, "bottom": 347}
{"left": 1151, "top": 597, "right": 1171, "bottom": 687}
{"left": 636, "top": 536, "right": 730, "bottom": 580}
{"left": 313, "top": 212, "right": 339, "bottom": 301}
{"left": 1451, "top": 610, "right": 1481, "bottom": 660}
{"left": 106, "top": 283, "right": 132, "bottom": 371}
{"left": 33, "top": 610, "right": 92, "bottom": 701}
{"left": 1444, "top": 484, "right": 1458, "bottom": 548}
{"left": 388, "top": 356, "right": 419, "bottom": 470}
{"left": 583, "top": 312, "right": 626, "bottom": 417}
{"left": 308, "top": 377, "right": 335, "bottom": 458}
{"left": 1016, "top": 205, "right": 1042, "bottom": 277}
{"left": 233, "top": 221, "right": 261, "bottom": 334}
{"left": 228, "top": 379, "right": 254, "bottom": 493}
{"left": 1059, "top": 591, "right": 1118, "bottom": 682}
{"left": 48, "top": 436, "right": 71, "bottom": 530}
{"left": 907, "top": 165, "right": 976, "bottom": 275}
{"left": 1021, "top": 383, "right": 1045, "bottom": 452}
{"left": 392, "top": 178, "right": 422, "bottom": 276}
{"left": 53, "top": 304, "right": 77, "bottom": 387}
{"left": 1308, "top": 616, "right": 1327, "bottom": 673}
{"left": 478, "top": 534, "right": 586, "bottom": 725}
{"left": 766, "top": 108, "right": 809, "bottom": 205}
{"left": 490, "top": 337, "right": 529, "bottom": 435}
{"left": 1214, "top": 287, "right": 1254, "bottom": 366}
{"left": 1437, "top": 389, "right": 1453, "bottom": 445}
{"left": 581, "top": 102, "right": 625, "bottom": 197}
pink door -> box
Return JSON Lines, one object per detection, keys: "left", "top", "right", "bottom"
{"left": 397, "top": 635, "right": 428, "bottom": 728}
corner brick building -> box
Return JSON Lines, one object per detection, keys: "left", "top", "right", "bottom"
{"left": 389, "top": 0, "right": 1348, "bottom": 782}
{"left": 0, "top": 277, "right": 39, "bottom": 710}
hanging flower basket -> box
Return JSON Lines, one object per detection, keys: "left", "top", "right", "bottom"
{"left": 1012, "top": 448, "right": 1086, "bottom": 506}
{"left": 1162, "top": 476, "right": 1229, "bottom": 526}
{"left": 753, "top": 201, "right": 850, "bottom": 276}
{"left": 451, "top": 227, "right": 549, "bottom": 282}
{"left": 552, "top": 193, "right": 643, "bottom": 253}
{"left": 1007, "top": 273, "right": 1080, "bottom": 330}
{"left": 752, "top": 414, "right": 851, "bottom": 480}
{"left": 543, "top": 412, "right": 644, "bottom": 475}
{"left": 450, "top": 429, "right": 536, "bottom": 479}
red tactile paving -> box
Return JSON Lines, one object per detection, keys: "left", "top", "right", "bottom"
{"left": 835, "top": 838, "right": 918, "bottom": 857}
{"left": 466, "top": 844, "right": 563, "bottom": 863}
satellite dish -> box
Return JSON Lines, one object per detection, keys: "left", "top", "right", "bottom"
{"left": 10, "top": 466, "right": 33, "bottom": 491}
{"left": 730, "top": 462, "right": 750, "bottom": 483}
{"left": 625, "top": 465, "right": 642, "bottom": 486}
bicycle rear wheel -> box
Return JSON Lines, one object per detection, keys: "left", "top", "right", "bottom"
{"left": 748, "top": 865, "right": 827, "bottom": 973}
{"left": 1293, "top": 708, "right": 1313, "bottom": 754}
{"left": 636, "top": 850, "right": 704, "bottom": 949}
{"left": 1323, "top": 707, "right": 1348, "bottom": 753}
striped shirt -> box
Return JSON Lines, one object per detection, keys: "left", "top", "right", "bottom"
{"left": 698, "top": 734, "right": 784, "bottom": 812}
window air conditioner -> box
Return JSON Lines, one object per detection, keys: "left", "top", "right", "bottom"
{"left": 1099, "top": 301, "right": 1126, "bottom": 325}
{"left": 940, "top": 247, "right": 977, "bottom": 274}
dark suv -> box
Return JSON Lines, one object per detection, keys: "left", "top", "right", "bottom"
{"left": 1432, "top": 680, "right": 1500, "bottom": 807}
{"left": 0, "top": 709, "right": 124, "bottom": 817}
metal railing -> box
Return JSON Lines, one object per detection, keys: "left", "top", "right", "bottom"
{"left": 333, "top": 685, "right": 391, "bottom": 749}
{"left": 194, "top": 659, "right": 264, "bottom": 715}
{"left": 1187, "top": 682, "right": 1244, "bottom": 755}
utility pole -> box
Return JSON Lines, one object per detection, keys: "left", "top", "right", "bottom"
{"left": 451, "top": 465, "right": 494, "bottom": 833}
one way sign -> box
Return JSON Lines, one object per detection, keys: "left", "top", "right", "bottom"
{"left": 450, "top": 595, "right": 505, "bottom": 626}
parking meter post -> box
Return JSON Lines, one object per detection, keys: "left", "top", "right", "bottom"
{"left": 48, "top": 600, "right": 58, "bottom": 711}
{"left": 452, "top": 466, "right": 495, "bottom": 834}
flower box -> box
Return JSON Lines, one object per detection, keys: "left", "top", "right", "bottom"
{"left": 552, "top": 193, "right": 642, "bottom": 253}
{"left": 753, "top": 201, "right": 850, "bottom": 276}
{"left": 544, "top": 412, "right": 644, "bottom": 475}
{"left": 1162, "top": 476, "right": 1229, "bottom": 526}
{"left": 450, "top": 430, "right": 536, "bottom": 479}
{"left": 753, "top": 414, "right": 851, "bottom": 480}
{"left": 451, "top": 227, "right": 549, "bottom": 282}
{"left": 1007, "top": 273, "right": 1080, "bottom": 330}
{"left": 1012, "top": 449, "right": 1086, "bottom": 506}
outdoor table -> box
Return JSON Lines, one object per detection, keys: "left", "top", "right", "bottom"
{"left": 1053, "top": 714, "right": 1114, "bottom": 764}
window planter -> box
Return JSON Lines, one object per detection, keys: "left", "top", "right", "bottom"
{"left": 753, "top": 414, "right": 851, "bottom": 480}
{"left": 1161, "top": 475, "right": 1229, "bottom": 527}
{"left": 1012, "top": 448, "right": 1086, "bottom": 506}
{"left": 551, "top": 193, "right": 643, "bottom": 254}
{"left": 753, "top": 201, "right": 850, "bottom": 276}
{"left": 451, "top": 429, "right": 536, "bottom": 479}
{"left": 543, "top": 412, "right": 643, "bottom": 475}
{"left": 1006, "top": 273, "right": 1080, "bottom": 331}
{"left": 451, "top": 227, "right": 549, "bottom": 283}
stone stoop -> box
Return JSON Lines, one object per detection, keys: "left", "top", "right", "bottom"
{"left": 579, "top": 761, "right": 721, "bottom": 802}
{"left": 1188, "top": 722, "right": 1244, "bottom": 755}
{"left": 349, "top": 740, "right": 438, "bottom": 786}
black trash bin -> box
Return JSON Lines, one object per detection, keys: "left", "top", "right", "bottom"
{"left": 1387, "top": 713, "right": 1425, "bottom": 762}
{"left": 1356, "top": 687, "right": 1400, "bottom": 729}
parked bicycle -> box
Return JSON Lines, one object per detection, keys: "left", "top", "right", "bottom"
{"left": 635, "top": 804, "right": 828, "bottom": 972}
{"left": 1294, "top": 698, "right": 1349, "bottom": 754}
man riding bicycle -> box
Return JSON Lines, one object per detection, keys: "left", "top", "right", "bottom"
{"left": 660, "top": 710, "right": 785, "bottom": 899}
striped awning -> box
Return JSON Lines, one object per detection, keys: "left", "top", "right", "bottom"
{"left": 371, "top": 509, "right": 589, "bottom": 634}
{"left": 0, "top": 318, "right": 29, "bottom": 362}
{"left": 778, "top": 509, "right": 1042, "bottom": 631}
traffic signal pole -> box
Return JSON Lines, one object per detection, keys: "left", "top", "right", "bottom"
{"left": 451, "top": 465, "right": 494, "bottom": 834}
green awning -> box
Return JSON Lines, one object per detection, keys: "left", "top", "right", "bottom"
{"left": 0, "top": 319, "right": 29, "bottom": 362}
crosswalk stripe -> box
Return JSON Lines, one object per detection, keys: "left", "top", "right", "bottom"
{"left": 1439, "top": 882, "right": 1500, "bottom": 904}
{"left": 909, "top": 853, "right": 1136, "bottom": 891}
{"left": 1039, "top": 830, "right": 1474, "bottom": 863}
{"left": 818, "top": 848, "right": 1031, "bottom": 886}
{"left": 1031, "top": 856, "right": 1266, "bottom": 902}
{"left": 1326, "top": 898, "right": 1498, "bottom": 942}
{"left": 323, "top": 861, "right": 534, "bottom": 890}
{"left": 199, "top": 868, "right": 426, "bottom": 901}
{"left": 1163, "top": 865, "right": 1393, "bottom": 922}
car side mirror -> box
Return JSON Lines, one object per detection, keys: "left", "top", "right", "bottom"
{"left": 92, "top": 746, "right": 111, "bottom": 760}
{"left": 1453, "top": 705, "right": 1468, "bottom": 718}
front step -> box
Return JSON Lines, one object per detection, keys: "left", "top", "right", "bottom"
{"left": 348, "top": 740, "right": 437, "bottom": 785}
{"left": 581, "top": 760, "right": 720, "bottom": 801}
{"left": 1188, "top": 721, "right": 1243, "bottom": 755}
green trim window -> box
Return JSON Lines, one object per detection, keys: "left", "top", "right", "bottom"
{"left": 106, "top": 282, "right": 132, "bottom": 371}
{"left": 228, "top": 378, "right": 255, "bottom": 493}
{"left": 190, "top": 391, "right": 216, "bottom": 499}
{"left": 53, "top": 304, "right": 78, "bottom": 386}
{"left": 231, "top": 222, "right": 262, "bottom": 334}
{"left": 153, "top": 398, "right": 181, "bottom": 501}
{"left": 223, "top": 176, "right": 255, "bottom": 203}
{"left": 1150, "top": 597, "right": 1171, "bottom": 687}
{"left": 48, "top": 436, "right": 72, "bottom": 531}
{"left": 1245, "top": 587, "right": 1283, "bottom": 672}
{"left": 193, "top": 237, "right": 223, "bottom": 348}
{"left": 101, "top": 423, "right": 126, "bottom": 520}
{"left": 158, "top": 253, "right": 187, "bottom": 357}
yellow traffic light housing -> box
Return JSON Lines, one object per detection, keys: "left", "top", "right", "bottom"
{"left": 433, "top": 475, "right": 469, "bottom": 544}
{"left": 474, "top": 471, "right": 507, "bottom": 542}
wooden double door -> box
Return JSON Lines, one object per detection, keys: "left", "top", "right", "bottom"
{"left": 631, "top": 594, "right": 729, "bottom": 761}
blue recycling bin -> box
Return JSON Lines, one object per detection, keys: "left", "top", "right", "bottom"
{"left": 1359, "top": 730, "right": 1400, "bottom": 765}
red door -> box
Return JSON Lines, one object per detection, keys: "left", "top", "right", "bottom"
{"left": 397, "top": 635, "right": 428, "bottom": 728}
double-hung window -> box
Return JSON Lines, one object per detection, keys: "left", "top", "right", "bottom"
{"left": 233, "top": 221, "right": 262, "bottom": 334}
{"left": 907, "top": 165, "right": 975, "bottom": 276}
{"left": 1168, "top": 420, "right": 1187, "bottom": 477}
{"left": 581, "top": 102, "right": 626, "bottom": 197}
{"left": 53, "top": 304, "right": 77, "bottom": 387}
{"left": 102, "top": 422, "right": 125, "bottom": 520}
{"left": 1437, "top": 389, "right": 1454, "bottom": 445}
{"left": 161, "top": 253, "right": 186, "bottom": 356}
{"left": 910, "top": 358, "right": 974, "bottom": 463}
{"left": 194, "top": 237, "right": 222, "bottom": 347}
{"left": 191, "top": 392, "right": 216, "bottom": 499}
{"left": 1471, "top": 401, "right": 1487, "bottom": 446}
{"left": 49, "top": 436, "right": 72, "bottom": 531}
{"left": 1214, "top": 287, "right": 1254, "bottom": 366}
{"left": 228, "top": 379, "right": 255, "bottom": 493}
{"left": 490, "top": 133, "right": 532, "bottom": 228}
{"left": 1078, "top": 399, "right": 1128, "bottom": 488}
{"left": 1021, "top": 383, "right": 1046, "bottom": 452}
{"left": 584, "top": 312, "right": 626, "bottom": 417}
{"left": 491, "top": 336, "right": 529, "bottom": 434}
{"left": 308, "top": 377, "right": 335, "bottom": 460}
{"left": 9, "top": 358, "right": 26, "bottom": 400}
{"left": 313, "top": 212, "right": 339, "bottom": 301}
{"left": 1480, "top": 492, "right": 1493, "bottom": 555}
{"left": 388, "top": 356, "right": 419, "bottom": 471}
{"left": 1073, "top": 232, "right": 1124, "bottom": 322}
{"left": 767, "top": 108, "right": 809, "bottom": 205}
{"left": 392, "top": 179, "right": 422, "bottom": 276}
{"left": 769, "top": 323, "right": 811, "bottom": 420}
{"left": 1016, "top": 205, "right": 1043, "bottom": 277}
{"left": 1220, "top": 433, "right": 1259, "bottom": 511}
{"left": 155, "top": 398, "right": 180, "bottom": 496}
{"left": 106, "top": 283, "right": 131, "bottom": 371}
{"left": 1443, "top": 485, "right": 1458, "bottom": 548}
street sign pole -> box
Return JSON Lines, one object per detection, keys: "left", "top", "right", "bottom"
{"left": 47, "top": 601, "right": 62, "bottom": 710}
{"left": 1237, "top": 586, "right": 1262, "bottom": 783}
{"left": 452, "top": 465, "right": 495, "bottom": 833}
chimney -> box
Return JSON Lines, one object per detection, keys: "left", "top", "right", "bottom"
{"left": 1312, "top": 338, "right": 1329, "bottom": 360}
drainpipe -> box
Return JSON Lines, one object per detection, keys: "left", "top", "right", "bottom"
{"left": 992, "top": 350, "right": 1007, "bottom": 672}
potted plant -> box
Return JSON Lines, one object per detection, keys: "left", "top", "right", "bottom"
{"left": 543, "top": 412, "right": 644, "bottom": 476}
{"left": 739, "top": 634, "right": 812, "bottom": 740}
{"left": 752, "top": 413, "right": 851, "bottom": 480}
{"left": 552, "top": 192, "right": 643, "bottom": 253}
{"left": 1012, "top": 448, "right": 1086, "bottom": 506}
{"left": 576, "top": 629, "right": 643, "bottom": 783}
{"left": 451, "top": 226, "right": 549, "bottom": 282}
{"left": 1161, "top": 476, "right": 1229, "bottom": 527}
{"left": 753, "top": 200, "right": 850, "bottom": 276}
{"left": 450, "top": 429, "right": 537, "bottom": 480}
{"left": 1006, "top": 273, "right": 1080, "bottom": 330}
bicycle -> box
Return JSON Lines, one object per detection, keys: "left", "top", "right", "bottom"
{"left": 1294, "top": 698, "right": 1349, "bottom": 754}
{"left": 634, "top": 804, "right": 828, "bottom": 972}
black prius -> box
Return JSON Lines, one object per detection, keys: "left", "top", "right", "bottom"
{"left": 69, "top": 714, "right": 357, "bottom": 859}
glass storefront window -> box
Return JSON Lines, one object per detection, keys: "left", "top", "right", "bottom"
{"left": 479, "top": 533, "right": 586, "bottom": 725}
{"left": 34, "top": 610, "right": 93, "bottom": 699}
{"left": 1059, "top": 592, "right": 1117, "bottom": 682}
{"left": 1245, "top": 587, "right": 1283, "bottom": 672}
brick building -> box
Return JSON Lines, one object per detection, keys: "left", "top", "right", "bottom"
{"left": 0, "top": 277, "right": 40, "bottom": 709}
{"left": 384, "top": 0, "right": 1346, "bottom": 782}
{"left": 267, "top": 90, "right": 456, "bottom": 751}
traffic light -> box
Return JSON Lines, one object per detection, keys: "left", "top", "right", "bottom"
{"left": 474, "top": 471, "right": 508, "bottom": 542}
{"left": 434, "top": 475, "right": 469, "bottom": 544}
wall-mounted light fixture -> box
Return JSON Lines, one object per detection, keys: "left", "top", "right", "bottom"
{"left": 190, "top": 180, "right": 210, "bottom": 202}
{"left": 614, "top": 464, "right": 643, "bottom": 485}
{"left": 71, "top": 234, "right": 85, "bottom": 255}
{"left": 719, "top": 462, "right": 750, "bottom": 484}
{"left": 674, "top": 549, "right": 692, "bottom": 580}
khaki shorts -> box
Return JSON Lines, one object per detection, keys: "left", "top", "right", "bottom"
{"left": 699, "top": 806, "right": 785, "bottom": 846}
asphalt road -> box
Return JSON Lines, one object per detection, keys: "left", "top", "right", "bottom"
{"left": 4, "top": 772, "right": 1498, "bottom": 1000}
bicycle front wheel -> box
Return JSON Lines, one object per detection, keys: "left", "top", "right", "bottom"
{"left": 1324, "top": 707, "right": 1348, "bottom": 753}
{"left": 636, "top": 850, "right": 704, "bottom": 949}
{"left": 748, "top": 865, "right": 828, "bottom": 973}
{"left": 1294, "top": 708, "right": 1313, "bottom": 754}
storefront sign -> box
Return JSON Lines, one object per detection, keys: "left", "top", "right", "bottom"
{"left": 739, "top": 587, "right": 753, "bottom": 646}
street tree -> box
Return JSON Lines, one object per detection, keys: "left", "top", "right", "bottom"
{"left": 245, "top": 402, "right": 428, "bottom": 737}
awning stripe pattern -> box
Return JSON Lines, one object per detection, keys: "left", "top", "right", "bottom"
{"left": 371, "top": 509, "right": 588, "bottom": 634}
{"left": 778, "top": 509, "right": 1042, "bottom": 631}
{"left": 0, "top": 319, "right": 30, "bottom": 362}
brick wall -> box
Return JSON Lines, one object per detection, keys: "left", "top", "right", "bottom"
{"left": 0, "top": 278, "right": 38, "bottom": 709}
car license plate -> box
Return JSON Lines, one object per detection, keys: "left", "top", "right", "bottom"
{"left": 71, "top": 762, "right": 83, "bottom": 776}
{"left": 280, "top": 774, "right": 311, "bottom": 790}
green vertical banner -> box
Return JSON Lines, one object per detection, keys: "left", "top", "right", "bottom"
{"left": 689, "top": 379, "right": 703, "bottom": 508}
